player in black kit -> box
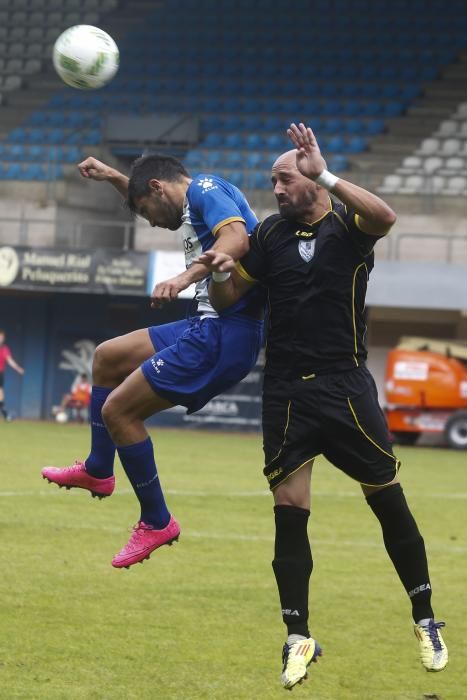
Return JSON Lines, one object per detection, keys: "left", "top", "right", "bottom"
{"left": 197, "top": 122, "right": 448, "bottom": 690}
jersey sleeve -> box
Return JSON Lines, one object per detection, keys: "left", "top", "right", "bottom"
{"left": 338, "top": 204, "right": 384, "bottom": 256}
{"left": 236, "top": 220, "right": 268, "bottom": 283}
{"left": 189, "top": 175, "right": 246, "bottom": 235}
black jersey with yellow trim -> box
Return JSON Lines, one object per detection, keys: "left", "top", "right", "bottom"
{"left": 238, "top": 201, "right": 383, "bottom": 378}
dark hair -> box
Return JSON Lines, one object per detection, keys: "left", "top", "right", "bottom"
{"left": 127, "top": 154, "right": 190, "bottom": 213}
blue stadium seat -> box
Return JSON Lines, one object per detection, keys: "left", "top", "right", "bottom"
{"left": 248, "top": 171, "right": 271, "bottom": 190}
{"left": 200, "top": 115, "right": 223, "bottom": 131}
{"left": 7, "top": 128, "right": 27, "bottom": 143}
{"left": 224, "top": 151, "right": 243, "bottom": 168}
{"left": 228, "top": 170, "right": 245, "bottom": 188}
{"left": 245, "top": 152, "right": 264, "bottom": 169}
{"left": 8, "top": 144, "right": 27, "bottom": 161}
{"left": 46, "top": 129, "right": 66, "bottom": 145}
{"left": 184, "top": 150, "right": 204, "bottom": 169}
{"left": 345, "top": 119, "right": 366, "bottom": 134}
{"left": 28, "top": 128, "right": 47, "bottom": 144}
{"left": 384, "top": 101, "right": 405, "bottom": 117}
{"left": 366, "top": 119, "right": 385, "bottom": 135}
{"left": 323, "top": 118, "right": 344, "bottom": 134}
{"left": 326, "top": 135, "right": 346, "bottom": 153}
{"left": 224, "top": 133, "right": 243, "bottom": 149}
{"left": 327, "top": 154, "right": 349, "bottom": 172}
{"left": 4, "top": 163, "right": 24, "bottom": 179}
{"left": 346, "top": 136, "right": 367, "bottom": 153}
{"left": 222, "top": 115, "right": 243, "bottom": 131}
{"left": 244, "top": 134, "right": 262, "bottom": 150}
{"left": 28, "top": 111, "right": 47, "bottom": 126}
{"left": 205, "top": 150, "right": 222, "bottom": 168}
{"left": 23, "top": 163, "right": 48, "bottom": 180}
{"left": 201, "top": 133, "right": 223, "bottom": 148}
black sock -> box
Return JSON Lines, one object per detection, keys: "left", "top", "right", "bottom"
{"left": 366, "top": 483, "right": 433, "bottom": 622}
{"left": 272, "top": 505, "right": 313, "bottom": 637}
{"left": 0, "top": 401, "right": 7, "bottom": 419}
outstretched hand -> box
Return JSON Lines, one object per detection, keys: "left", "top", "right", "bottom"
{"left": 287, "top": 122, "right": 327, "bottom": 180}
{"left": 194, "top": 250, "right": 236, "bottom": 273}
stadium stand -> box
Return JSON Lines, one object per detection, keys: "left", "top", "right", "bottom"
{"left": 0, "top": 0, "right": 466, "bottom": 196}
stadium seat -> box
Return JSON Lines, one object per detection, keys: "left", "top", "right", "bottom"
{"left": 224, "top": 151, "right": 243, "bottom": 168}
{"left": 423, "top": 156, "right": 443, "bottom": 174}
{"left": 440, "top": 139, "right": 461, "bottom": 157}
{"left": 399, "top": 174, "right": 425, "bottom": 194}
{"left": 435, "top": 120, "right": 458, "bottom": 138}
{"left": 228, "top": 170, "right": 245, "bottom": 188}
{"left": 397, "top": 156, "right": 423, "bottom": 174}
{"left": 442, "top": 175, "right": 467, "bottom": 195}
{"left": 378, "top": 174, "right": 403, "bottom": 194}
{"left": 346, "top": 136, "right": 367, "bottom": 153}
{"left": 416, "top": 138, "right": 440, "bottom": 156}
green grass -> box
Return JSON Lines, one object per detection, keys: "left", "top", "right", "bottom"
{"left": 0, "top": 421, "right": 465, "bottom": 700}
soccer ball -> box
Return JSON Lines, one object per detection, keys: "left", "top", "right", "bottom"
{"left": 53, "top": 25, "right": 119, "bottom": 90}
{"left": 55, "top": 410, "right": 69, "bottom": 424}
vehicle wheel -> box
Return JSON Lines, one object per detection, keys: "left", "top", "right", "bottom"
{"left": 444, "top": 411, "right": 467, "bottom": 450}
{"left": 391, "top": 431, "right": 421, "bottom": 446}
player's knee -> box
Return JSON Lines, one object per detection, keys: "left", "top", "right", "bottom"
{"left": 93, "top": 339, "right": 119, "bottom": 384}
{"left": 101, "top": 392, "right": 120, "bottom": 433}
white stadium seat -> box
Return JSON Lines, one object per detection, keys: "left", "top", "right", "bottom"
{"left": 397, "top": 156, "right": 422, "bottom": 174}
{"left": 435, "top": 120, "right": 458, "bottom": 137}
{"left": 455, "top": 102, "right": 467, "bottom": 119}
{"left": 416, "top": 138, "right": 440, "bottom": 155}
{"left": 398, "top": 175, "right": 425, "bottom": 194}
{"left": 442, "top": 175, "right": 467, "bottom": 195}
{"left": 377, "top": 174, "right": 403, "bottom": 194}
{"left": 441, "top": 138, "right": 461, "bottom": 157}
{"left": 423, "top": 156, "right": 443, "bottom": 174}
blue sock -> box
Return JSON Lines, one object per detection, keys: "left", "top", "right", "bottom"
{"left": 117, "top": 437, "right": 170, "bottom": 529}
{"left": 84, "top": 386, "right": 116, "bottom": 479}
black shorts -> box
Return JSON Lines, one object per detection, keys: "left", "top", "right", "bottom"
{"left": 262, "top": 364, "right": 400, "bottom": 490}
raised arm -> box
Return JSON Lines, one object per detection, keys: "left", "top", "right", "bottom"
{"left": 77, "top": 156, "right": 129, "bottom": 199}
{"left": 288, "top": 122, "right": 396, "bottom": 236}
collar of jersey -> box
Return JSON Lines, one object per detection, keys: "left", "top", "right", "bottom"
{"left": 299, "top": 196, "right": 333, "bottom": 228}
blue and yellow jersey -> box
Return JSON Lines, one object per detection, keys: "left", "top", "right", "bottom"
{"left": 182, "top": 173, "right": 262, "bottom": 317}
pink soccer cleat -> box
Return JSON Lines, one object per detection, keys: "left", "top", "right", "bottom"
{"left": 112, "top": 516, "right": 180, "bottom": 569}
{"left": 41, "top": 461, "right": 115, "bottom": 499}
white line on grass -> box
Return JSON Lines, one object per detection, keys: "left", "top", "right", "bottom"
{"left": 13, "top": 520, "right": 465, "bottom": 554}
{"left": 2, "top": 488, "right": 467, "bottom": 500}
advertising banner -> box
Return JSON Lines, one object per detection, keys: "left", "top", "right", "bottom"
{"left": 0, "top": 245, "right": 148, "bottom": 296}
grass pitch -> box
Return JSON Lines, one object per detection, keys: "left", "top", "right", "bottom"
{"left": 0, "top": 421, "right": 465, "bottom": 700}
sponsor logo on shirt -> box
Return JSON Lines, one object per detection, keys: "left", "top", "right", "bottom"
{"left": 197, "top": 177, "right": 218, "bottom": 193}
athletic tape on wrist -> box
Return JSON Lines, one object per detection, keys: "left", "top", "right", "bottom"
{"left": 212, "top": 271, "right": 231, "bottom": 282}
{"left": 314, "top": 169, "right": 339, "bottom": 190}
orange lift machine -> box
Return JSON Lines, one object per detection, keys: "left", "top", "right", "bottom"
{"left": 385, "top": 337, "right": 467, "bottom": 449}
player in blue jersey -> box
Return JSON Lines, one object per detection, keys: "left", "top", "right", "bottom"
{"left": 42, "top": 154, "right": 264, "bottom": 569}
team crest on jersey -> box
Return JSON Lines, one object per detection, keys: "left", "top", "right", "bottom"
{"left": 197, "top": 177, "right": 218, "bottom": 193}
{"left": 298, "top": 239, "right": 315, "bottom": 262}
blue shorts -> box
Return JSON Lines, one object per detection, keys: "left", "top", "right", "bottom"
{"left": 142, "top": 314, "right": 263, "bottom": 413}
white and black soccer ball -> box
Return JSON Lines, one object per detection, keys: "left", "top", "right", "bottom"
{"left": 55, "top": 410, "right": 69, "bottom": 424}
{"left": 53, "top": 25, "right": 119, "bottom": 90}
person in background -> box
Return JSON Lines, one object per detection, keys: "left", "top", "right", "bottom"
{"left": 197, "top": 122, "right": 448, "bottom": 690}
{"left": 0, "top": 329, "right": 25, "bottom": 421}
{"left": 54, "top": 372, "right": 92, "bottom": 422}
